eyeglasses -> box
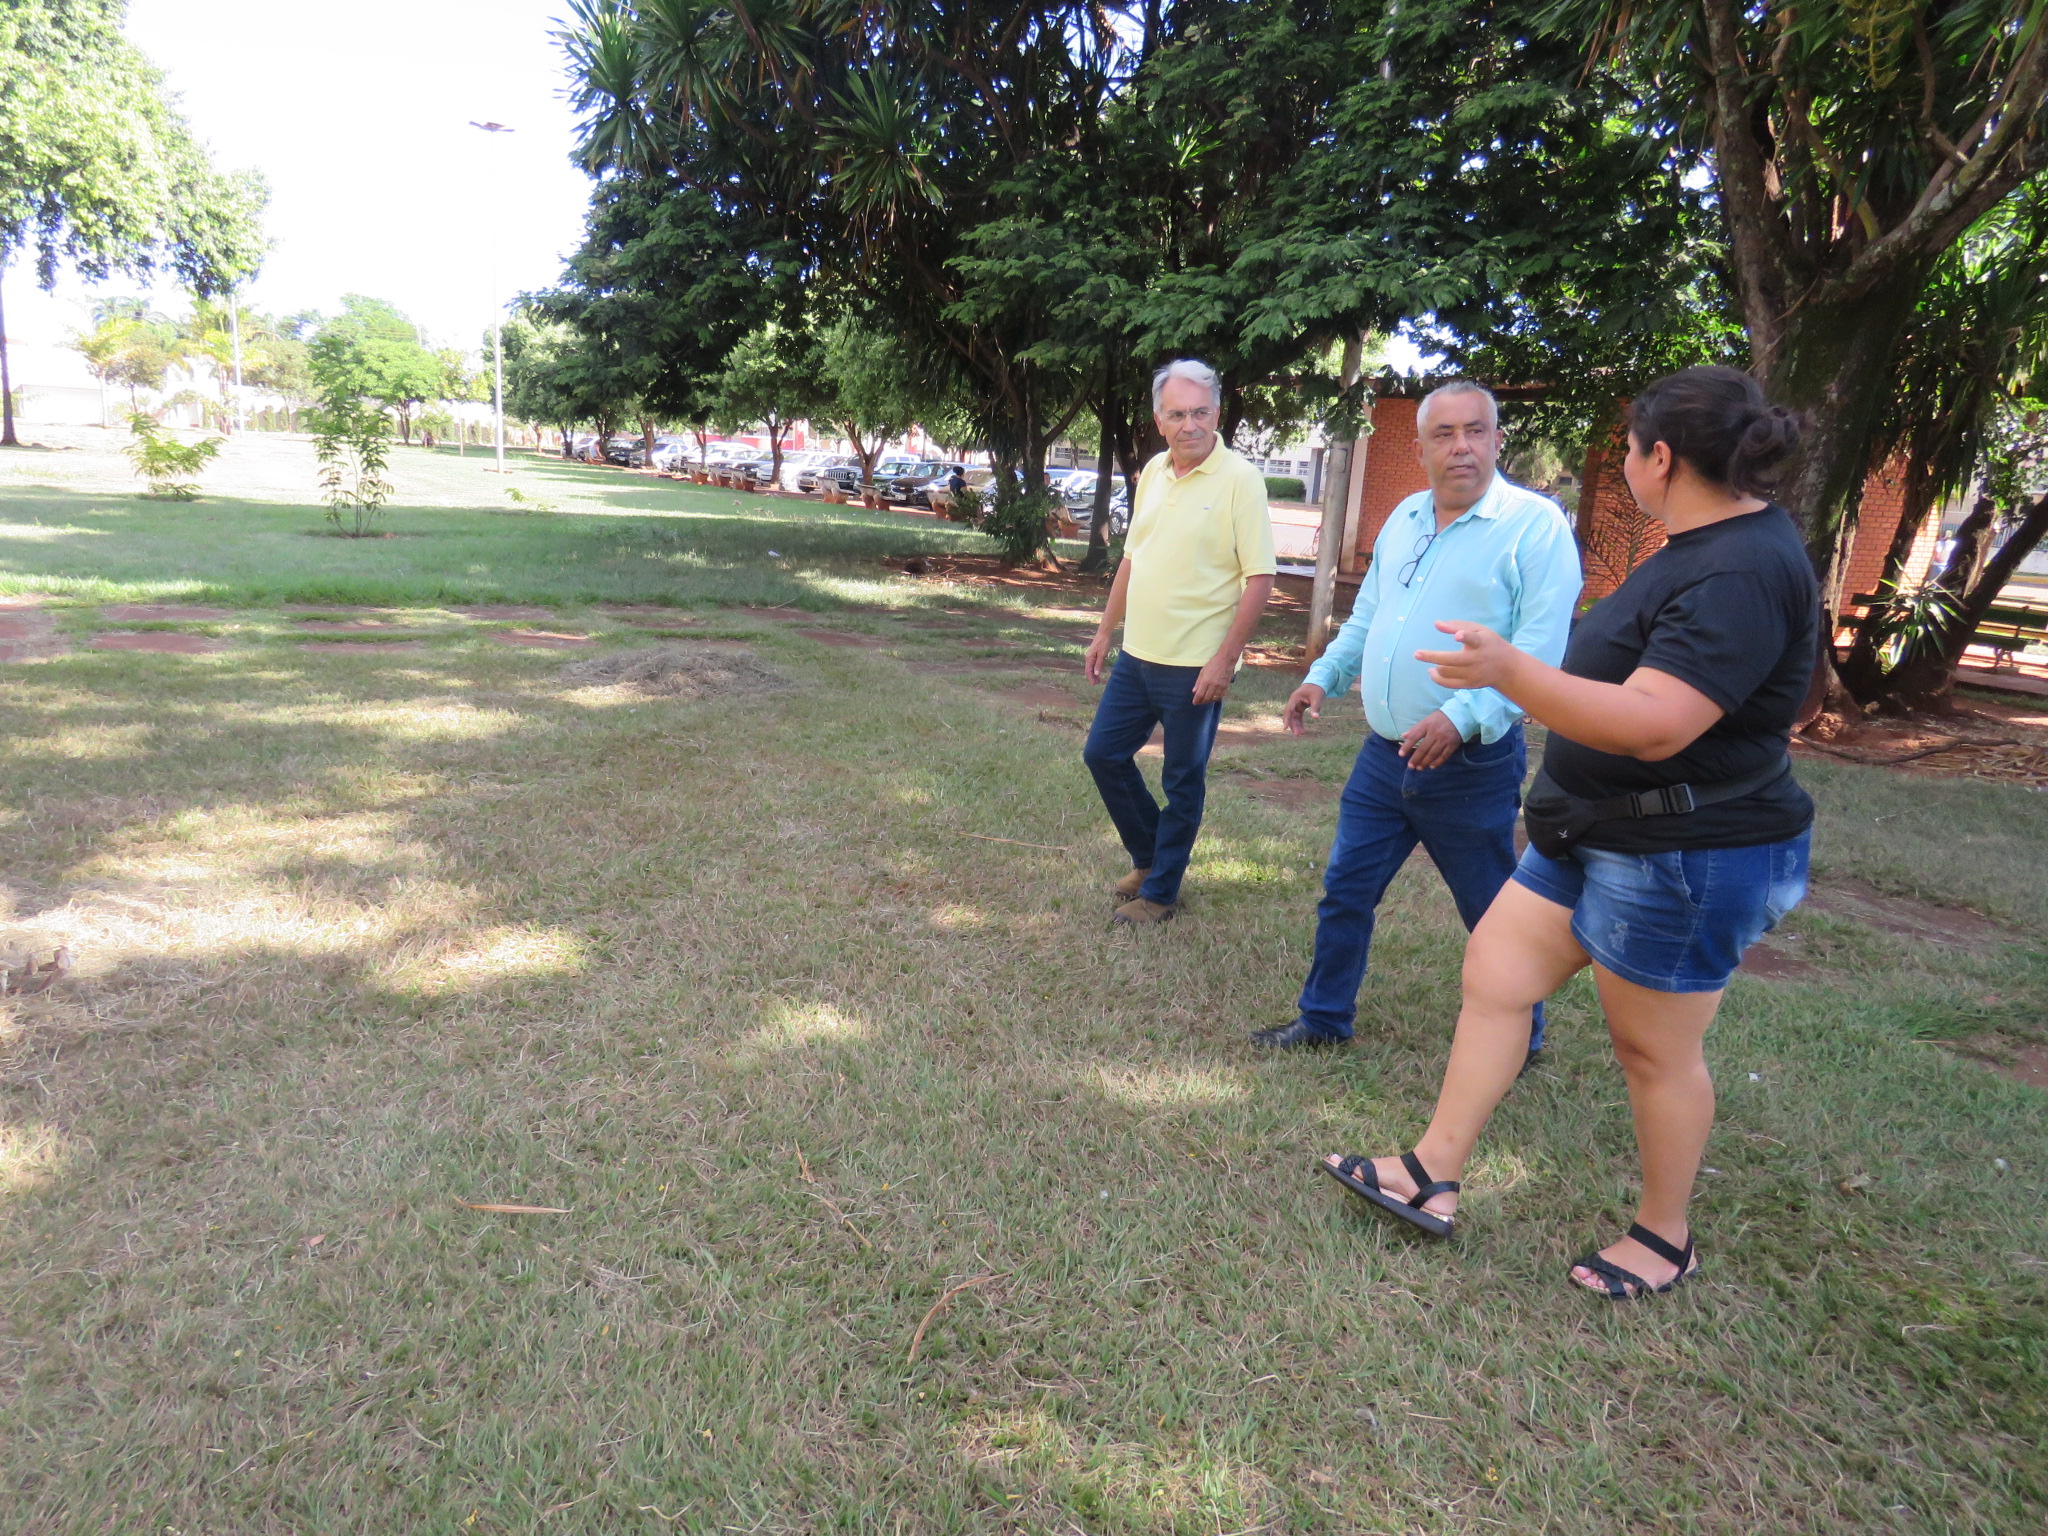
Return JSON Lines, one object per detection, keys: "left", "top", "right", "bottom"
{"left": 1396, "top": 528, "right": 1439, "bottom": 587}
{"left": 1160, "top": 407, "right": 1216, "bottom": 426}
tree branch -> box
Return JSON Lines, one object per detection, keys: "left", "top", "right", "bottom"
{"left": 1699, "top": 0, "right": 1793, "bottom": 363}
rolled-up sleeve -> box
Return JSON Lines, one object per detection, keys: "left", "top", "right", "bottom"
{"left": 1436, "top": 507, "right": 1583, "bottom": 741}
{"left": 1305, "top": 542, "right": 1382, "bottom": 698}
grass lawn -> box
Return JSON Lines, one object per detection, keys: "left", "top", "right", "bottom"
{"left": 1, "top": 435, "right": 2045, "bottom": 1534}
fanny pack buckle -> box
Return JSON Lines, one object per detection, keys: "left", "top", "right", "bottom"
{"left": 1625, "top": 784, "right": 1696, "bottom": 818}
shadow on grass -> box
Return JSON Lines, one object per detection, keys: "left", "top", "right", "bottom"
{"left": 2, "top": 601, "right": 2046, "bottom": 1534}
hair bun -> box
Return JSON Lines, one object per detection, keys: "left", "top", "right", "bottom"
{"left": 1729, "top": 404, "right": 1801, "bottom": 494}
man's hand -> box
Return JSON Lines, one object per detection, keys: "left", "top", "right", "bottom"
{"left": 1415, "top": 620, "right": 1520, "bottom": 691}
{"left": 1085, "top": 630, "right": 1114, "bottom": 685}
{"left": 1192, "top": 654, "right": 1236, "bottom": 705}
{"left": 1398, "top": 710, "right": 1463, "bottom": 770}
{"left": 1284, "top": 682, "right": 1327, "bottom": 736}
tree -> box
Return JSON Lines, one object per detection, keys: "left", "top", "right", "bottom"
{"left": 535, "top": 175, "right": 783, "bottom": 459}
{"left": 70, "top": 305, "right": 176, "bottom": 421}
{"left": 815, "top": 320, "right": 923, "bottom": 489}
{"left": 307, "top": 330, "right": 395, "bottom": 537}
{"left": 501, "top": 310, "right": 592, "bottom": 456}
{"left": 709, "top": 324, "right": 828, "bottom": 485}
{"left": 0, "top": 0, "right": 267, "bottom": 444}
{"left": 1836, "top": 187, "right": 2048, "bottom": 710}
{"left": 122, "top": 410, "right": 222, "bottom": 499}
{"left": 314, "top": 297, "right": 444, "bottom": 443}
{"left": 1554, "top": 0, "right": 2048, "bottom": 595}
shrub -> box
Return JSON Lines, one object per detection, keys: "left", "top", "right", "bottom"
{"left": 307, "top": 394, "right": 394, "bottom": 537}
{"left": 981, "top": 485, "right": 1059, "bottom": 565}
{"left": 123, "top": 413, "right": 224, "bottom": 500}
{"left": 940, "top": 484, "right": 984, "bottom": 526}
{"left": 1264, "top": 475, "right": 1308, "bottom": 502}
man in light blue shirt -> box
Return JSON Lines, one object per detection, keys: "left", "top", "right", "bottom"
{"left": 1250, "top": 381, "right": 1582, "bottom": 1061}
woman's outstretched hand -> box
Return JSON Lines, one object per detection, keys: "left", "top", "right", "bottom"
{"left": 1414, "top": 621, "right": 1518, "bottom": 690}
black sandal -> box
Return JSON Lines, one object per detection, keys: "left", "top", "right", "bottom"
{"left": 1322, "top": 1150, "right": 1458, "bottom": 1238}
{"left": 1571, "top": 1223, "right": 1698, "bottom": 1301}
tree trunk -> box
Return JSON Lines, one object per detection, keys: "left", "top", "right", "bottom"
{"left": 1080, "top": 404, "right": 1115, "bottom": 574}
{"left": 1872, "top": 492, "right": 2048, "bottom": 710}
{"left": 0, "top": 264, "right": 16, "bottom": 448}
{"left": 765, "top": 413, "right": 784, "bottom": 485}
{"left": 1308, "top": 336, "right": 1367, "bottom": 660}
{"left": 1835, "top": 471, "right": 1944, "bottom": 701}
{"left": 1757, "top": 276, "right": 1931, "bottom": 595}
{"left": 641, "top": 417, "right": 656, "bottom": 462}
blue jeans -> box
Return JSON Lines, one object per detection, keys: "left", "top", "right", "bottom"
{"left": 1296, "top": 728, "right": 1544, "bottom": 1046}
{"left": 1083, "top": 656, "right": 1222, "bottom": 905}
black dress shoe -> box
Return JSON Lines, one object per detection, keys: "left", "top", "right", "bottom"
{"left": 1248, "top": 1020, "right": 1346, "bottom": 1050}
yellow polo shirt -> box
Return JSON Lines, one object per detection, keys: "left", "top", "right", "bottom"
{"left": 1122, "top": 443, "right": 1276, "bottom": 666}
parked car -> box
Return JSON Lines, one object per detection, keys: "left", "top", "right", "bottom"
{"left": 602, "top": 436, "right": 647, "bottom": 467}
{"left": 799, "top": 455, "right": 861, "bottom": 494}
{"left": 776, "top": 450, "right": 833, "bottom": 491}
{"left": 815, "top": 456, "right": 922, "bottom": 497}
{"left": 888, "top": 460, "right": 968, "bottom": 506}
{"left": 1063, "top": 472, "right": 1130, "bottom": 536}
{"left": 649, "top": 437, "right": 692, "bottom": 472}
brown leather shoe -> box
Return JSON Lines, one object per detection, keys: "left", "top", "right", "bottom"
{"left": 1112, "top": 866, "right": 1152, "bottom": 900}
{"left": 1111, "top": 897, "right": 1177, "bottom": 925}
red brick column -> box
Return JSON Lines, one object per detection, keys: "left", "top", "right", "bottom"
{"left": 1341, "top": 396, "right": 1432, "bottom": 571}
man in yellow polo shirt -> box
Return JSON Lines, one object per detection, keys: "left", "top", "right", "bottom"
{"left": 1083, "top": 359, "right": 1277, "bottom": 925}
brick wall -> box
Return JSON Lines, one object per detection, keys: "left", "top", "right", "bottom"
{"left": 1339, "top": 397, "right": 1433, "bottom": 572}
{"left": 1573, "top": 431, "right": 1928, "bottom": 608}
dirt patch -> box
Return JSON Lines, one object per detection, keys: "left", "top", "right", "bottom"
{"left": 1795, "top": 701, "right": 2048, "bottom": 788}
{"left": 908, "top": 657, "right": 1086, "bottom": 674}
{"left": 0, "top": 601, "right": 66, "bottom": 662}
{"left": 599, "top": 606, "right": 703, "bottom": 631}
{"left": 452, "top": 604, "right": 556, "bottom": 621}
{"left": 297, "top": 641, "right": 425, "bottom": 655}
{"left": 1136, "top": 717, "right": 1292, "bottom": 757}
{"left": 1945, "top": 1035, "right": 2048, "bottom": 1092}
{"left": 492, "top": 630, "right": 596, "bottom": 649}
{"left": 795, "top": 628, "right": 884, "bottom": 648}
{"left": 994, "top": 682, "right": 1082, "bottom": 711}
{"left": 1805, "top": 876, "right": 2018, "bottom": 951}
{"left": 560, "top": 643, "right": 791, "bottom": 700}
{"left": 87, "top": 632, "right": 226, "bottom": 655}
{"left": 281, "top": 604, "right": 389, "bottom": 615}
{"left": 1738, "top": 938, "right": 1825, "bottom": 982}
{"left": 1230, "top": 774, "right": 1341, "bottom": 811}
{"left": 98, "top": 604, "right": 230, "bottom": 622}
{"left": 291, "top": 619, "right": 409, "bottom": 632}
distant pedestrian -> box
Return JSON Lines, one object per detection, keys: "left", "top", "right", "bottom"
{"left": 1256, "top": 381, "right": 1580, "bottom": 1063}
{"left": 1322, "top": 365, "right": 1817, "bottom": 1302}
{"left": 1083, "top": 359, "right": 1276, "bottom": 924}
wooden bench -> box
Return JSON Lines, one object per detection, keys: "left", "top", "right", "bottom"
{"left": 1851, "top": 591, "right": 2048, "bottom": 670}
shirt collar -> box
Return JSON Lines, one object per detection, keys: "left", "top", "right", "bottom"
{"left": 1171, "top": 443, "right": 1226, "bottom": 479}
{"left": 1411, "top": 471, "right": 1511, "bottom": 525}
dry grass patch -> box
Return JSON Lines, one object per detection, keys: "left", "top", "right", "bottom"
{"left": 559, "top": 642, "right": 793, "bottom": 700}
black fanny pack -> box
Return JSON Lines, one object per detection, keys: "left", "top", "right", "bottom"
{"left": 1521, "top": 757, "right": 1793, "bottom": 860}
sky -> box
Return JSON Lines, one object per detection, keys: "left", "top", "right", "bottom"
{"left": 10, "top": 0, "right": 597, "bottom": 382}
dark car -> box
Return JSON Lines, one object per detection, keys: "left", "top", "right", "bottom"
{"left": 798, "top": 456, "right": 859, "bottom": 494}
{"left": 1064, "top": 471, "right": 1130, "bottom": 536}
{"left": 888, "top": 460, "right": 968, "bottom": 506}
{"left": 602, "top": 436, "right": 647, "bottom": 467}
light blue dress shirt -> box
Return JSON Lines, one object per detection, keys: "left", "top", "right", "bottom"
{"left": 1305, "top": 473, "right": 1582, "bottom": 743}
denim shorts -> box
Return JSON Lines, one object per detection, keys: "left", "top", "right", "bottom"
{"left": 1511, "top": 830, "right": 1811, "bottom": 993}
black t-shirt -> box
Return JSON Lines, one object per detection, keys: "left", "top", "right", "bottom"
{"left": 1533, "top": 505, "right": 1818, "bottom": 852}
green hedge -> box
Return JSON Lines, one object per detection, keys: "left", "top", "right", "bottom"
{"left": 1264, "top": 475, "right": 1308, "bottom": 502}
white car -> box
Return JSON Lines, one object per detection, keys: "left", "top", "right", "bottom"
{"left": 776, "top": 450, "right": 834, "bottom": 492}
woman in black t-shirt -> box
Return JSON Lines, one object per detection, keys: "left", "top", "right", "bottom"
{"left": 1320, "top": 366, "right": 1817, "bottom": 1300}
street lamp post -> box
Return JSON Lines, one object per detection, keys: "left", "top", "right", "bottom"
{"left": 469, "top": 120, "right": 514, "bottom": 475}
